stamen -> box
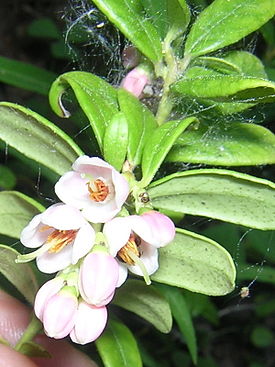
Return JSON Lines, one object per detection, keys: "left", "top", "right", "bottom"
{"left": 87, "top": 179, "right": 109, "bottom": 202}
{"left": 46, "top": 229, "right": 77, "bottom": 253}
{"left": 127, "top": 250, "right": 151, "bottom": 285}
{"left": 117, "top": 234, "right": 140, "bottom": 265}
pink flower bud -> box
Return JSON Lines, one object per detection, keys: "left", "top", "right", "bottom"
{"left": 79, "top": 251, "right": 119, "bottom": 306}
{"left": 70, "top": 301, "right": 108, "bottom": 344}
{"left": 120, "top": 67, "right": 150, "bottom": 98}
{"left": 34, "top": 281, "right": 78, "bottom": 339}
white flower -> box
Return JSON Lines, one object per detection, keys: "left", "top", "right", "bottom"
{"left": 19, "top": 203, "right": 95, "bottom": 273}
{"left": 55, "top": 156, "right": 129, "bottom": 223}
{"left": 103, "top": 211, "right": 175, "bottom": 286}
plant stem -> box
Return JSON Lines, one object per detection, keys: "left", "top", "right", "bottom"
{"left": 15, "top": 313, "right": 42, "bottom": 352}
{"left": 155, "top": 35, "right": 191, "bottom": 125}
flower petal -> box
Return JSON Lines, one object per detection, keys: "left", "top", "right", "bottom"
{"left": 20, "top": 214, "right": 51, "bottom": 248}
{"left": 72, "top": 223, "right": 95, "bottom": 264}
{"left": 128, "top": 242, "right": 159, "bottom": 276}
{"left": 36, "top": 243, "right": 73, "bottom": 273}
{"left": 103, "top": 217, "right": 132, "bottom": 256}
{"left": 42, "top": 204, "right": 85, "bottom": 230}
{"left": 34, "top": 278, "right": 65, "bottom": 320}
{"left": 141, "top": 211, "right": 175, "bottom": 247}
{"left": 70, "top": 302, "right": 107, "bottom": 344}
{"left": 117, "top": 262, "right": 128, "bottom": 287}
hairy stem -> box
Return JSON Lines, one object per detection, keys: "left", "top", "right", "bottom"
{"left": 15, "top": 313, "right": 42, "bottom": 352}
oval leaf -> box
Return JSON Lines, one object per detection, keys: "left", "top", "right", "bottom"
{"left": 184, "top": 0, "right": 275, "bottom": 58}
{"left": 49, "top": 71, "right": 118, "bottom": 148}
{"left": 118, "top": 88, "right": 157, "bottom": 166}
{"left": 0, "top": 191, "right": 43, "bottom": 239}
{"left": 91, "top": 0, "right": 162, "bottom": 62}
{"left": 152, "top": 229, "right": 236, "bottom": 296}
{"left": 167, "top": 121, "right": 275, "bottom": 166}
{"left": 96, "top": 319, "right": 142, "bottom": 367}
{"left": 103, "top": 112, "right": 128, "bottom": 171}
{"left": 148, "top": 169, "right": 275, "bottom": 230}
{"left": 113, "top": 279, "right": 172, "bottom": 333}
{"left": 172, "top": 75, "right": 275, "bottom": 104}
{"left": 141, "top": 0, "right": 190, "bottom": 41}
{"left": 0, "top": 102, "right": 82, "bottom": 175}
{"left": 140, "top": 117, "right": 197, "bottom": 187}
{"left": 0, "top": 245, "right": 38, "bottom": 304}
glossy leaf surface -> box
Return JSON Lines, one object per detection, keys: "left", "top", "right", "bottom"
{"left": 0, "top": 191, "right": 43, "bottom": 239}
{"left": 91, "top": 0, "right": 162, "bottom": 62}
{"left": 96, "top": 320, "right": 142, "bottom": 367}
{"left": 148, "top": 170, "right": 275, "bottom": 230}
{"left": 140, "top": 117, "right": 197, "bottom": 187}
{"left": 184, "top": 0, "right": 275, "bottom": 58}
{"left": 118, "top": 88, "right": 157, "bottom": 166}
{"left": 49, "top": 71, "right": 118, "bottom": 148}
{"left": 152, "top": 229, "right": 236, "bottom": 296}
{"left": 0, "top": 245, "right": 38, "bottom": 304}
{"left": 167, "top": 121, "right": 275, "bottom": 166}
{"left": 0, "top": 102, "right": 82, "bottom": 175}
{"left": 113, "top": 279, "right": 172, "bottom": 333}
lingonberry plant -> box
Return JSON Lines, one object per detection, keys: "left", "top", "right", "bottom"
{"left": 0, "top": 0, "right": 274, "bottom": 366}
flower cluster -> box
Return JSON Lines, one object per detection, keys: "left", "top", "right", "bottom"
{"left": 18, "top": 156, "right": 175, "bottom": 344}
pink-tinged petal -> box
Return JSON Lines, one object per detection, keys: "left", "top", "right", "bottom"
{"left": 20, "top": 214, "right": 52, "bottom": 248}
{"left": 72, "top": 223, "right": 95, "bottom": 264}
{"left": 42, "top": 204, "right": 85, "bottom": 230}
{"left": 42, "top": 291, "right": 78, "bottom": 339}
{"left": 82, "top": 201, "right": 119, "bottom": 223}
{"left": 128, "top": 243, "right": 159, "bottom": 276}
{"left": 55, "top": 171, "right": 89, "bottom": 209}
{"left": 34, "top": 278, "right": 65, "bottom": 320}
{"left": 128, "top": 214, "right": 154, "bottom": 245}
{"left": 103, "top": 217, "right": 132, "bottom": 256}
{"left": 73, "top": 156, "right": 114, "bottom": 173}
{"left": 70, "top": 302, "right": 107, "bottom": 344}
{"left": 117, "top": 262, "right": 128, "bottom": 287}
{"left": 36, "top": 243, "right": 73, "bottom": 274}
{"left": 112, "top": 169, "right": 129, "bottom": 208}
{"left": 141, "top": 211, "right": 175, "bottom": 247}
{"left": 120, "top": 67, "right": 149, "bottom": 98}
{"left": 79, "top": 252, "right": 119, "bottom": 306}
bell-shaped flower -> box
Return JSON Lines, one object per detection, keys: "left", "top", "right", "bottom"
{"left": 79, "top": 246, "right": 119, "bottom": 307}
{"left": 18, "top": 203, "right": 95, "bottom": 273}
{"left": 55, "top": 156, "right": 129, "bottom": 223}
{"left": 103, "top": 211, "right": 175, "bottom": 286}
{"left": 34, "top": 280, "right": 78, "bottom": 339}
{"left": 70, "top": 301, "right": 108, "bottom": 344}
{"left": 120, "top": 66, "right": 150, "bottom": 98}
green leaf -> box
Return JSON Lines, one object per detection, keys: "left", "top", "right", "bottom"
{"left": 152, "top": 229, "right": 236, "bottom": 295}
{"left": 49, "top": 71, "right": 118, "bottom": 149}
{"left": 0, "top": 56, "right": 56, "bottom": 95}
{"left": 184, "top": 0, "right": 275, "bottom": 58}
{"left": 103, "top": 112, "right": 128, "bottom": 171}
{"left": 118, "top": 88, "right": 157, "bottom": 166}
{"left": 172, "top": 74, "right": 275, "bottom": 104}
{"left": 0, "top": 102, "right": 82, "bottom": 175}
{"left": 96, "top": 319, "right": 142, "bottom": 367}
{"left": 0, "top": 191, "right": 43, "bottom": 239}
{"left": 27, "top": 17, "right": 60, "bottom": 40}
{"left": 0, "top": 245, "right": 38, "bottom": 304}
{"left": 140, "top": 117, "right": 197, "bottom": 187}
{"left": 251, "top": 326, "right": 274, "bottom": 348}
{"left": 91, "top": 0, "right": 162, "bottom": 63}
{"left": 166, "top": 121, "right": 275, "bottom": 166}
{"left": 0, "top": 165, "right": 16, "bottom": 189}
{"left": 141, "top": 0, "right": 190, "bottom": 40}
{"left": 113, "top": 279, "right": 172, "bottom": 333}
{"left": 195, "top": 51, "right": 267, "bottom": 79}
{"left": 158, "top": 285, "right": 197, "bottom": 364}
{"left": 148, "top": 169, "right": 275, "bottom": 230}
{"left": 19, "top": 341, "right": 51, "bottom": 358}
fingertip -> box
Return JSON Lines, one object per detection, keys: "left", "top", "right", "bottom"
{"left": 0, "top": 344, "right": 38, "bottom": 367}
